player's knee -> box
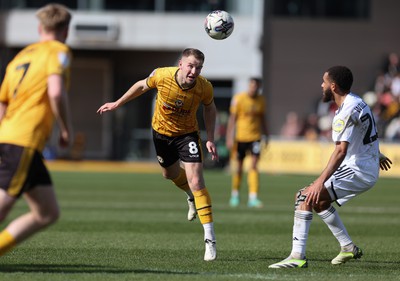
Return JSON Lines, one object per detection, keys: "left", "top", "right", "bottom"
{"left": 0, "top": 204, "right": 14, "bottom": 222}
{"left": 294, "top": 187, "right": 307, "bottom": 210}
{"left": 35, "top": 207, "right": 60, "bottom": 227}
{"left": 162, "top": 170, "right": 176, "bottom": 180}
{"left": 188, "top": 177, "right": 205, "bottom": 191}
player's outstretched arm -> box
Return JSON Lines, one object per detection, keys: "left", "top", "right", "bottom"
{"left": 379, "top": 152, "right": 392, "bottom": 171}
{"left": 97, "top": 79, "right": 149, "bottom": 114}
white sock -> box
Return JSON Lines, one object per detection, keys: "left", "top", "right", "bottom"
{"left": 291, "top": 210, "right": 313, "bottom": 259}
{"left": 231, "top": 190, "right": 239, "bottom": 198}
{"left": 249, "top": 192, "right": 257, "bottom": 201}
{"left": 318, "top": 206, "right": 352, "bottom": 247}
{"left": 203, "top": 222, "right": 216, "bottom": 241}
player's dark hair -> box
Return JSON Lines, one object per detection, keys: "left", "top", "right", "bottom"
{"left": 250, "top": 77, "right": 262, "bottom": 85}
{"left": 326, "top": 66, "right": 353, "bottom": 92}
{"left": 182, "top": 48, "right": 205, "bottom": 62}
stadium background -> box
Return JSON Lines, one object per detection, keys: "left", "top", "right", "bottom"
{"left": 0, "top": 0, "right": 399, "bottom": 177}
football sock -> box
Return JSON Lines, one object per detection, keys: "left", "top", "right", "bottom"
{"left": 232, "top": 174, "right": 242, "bottom": 193}
{"left": 318, "top": 205, "right": 352, "bottom": 247}
{"left": 0, "top": 230, "right": 17, "bottom": 256}
{"left": 172, "top": 168, "right": 193, "bottom": 199}
{"left": 291, "top": 210, "right": 313, "bottom": 259}
{"left": 249, "top": 192, "right": 257, "bottom": 201}
{"left": 193, "top": 188, "right": 213, "bottom": 224}
{"left": 248, "top": 169, "right": 259, "bottom": 195}
{"left": 203, "top": 222, "right": 216, "bottom": 241}
{"left": 231, "top": 189, "right": 239, "bottom": 198}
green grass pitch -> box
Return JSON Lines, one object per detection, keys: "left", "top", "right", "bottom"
{"left": 0, "top": 170, "right": 399, "bottom": 280}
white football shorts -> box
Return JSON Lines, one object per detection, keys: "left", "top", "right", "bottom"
{"left": 324, "top": 161, "right": 378, "bottom": 206}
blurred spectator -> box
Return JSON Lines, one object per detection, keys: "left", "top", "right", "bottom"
{"left": 385, "top": 52, "right": 400, "bottom": 79}
{"left": 391, "top": 73, "right": 400, "bottom": 98}
{"left": 280, "top": 111, "right": 302, "bottom": 139}
{"left": 370, "top": 52, "right": 400, "bottom": 141}
{"left": 318, "top": 115, "right": 333, "bottom": 141}
{"left": 300, "top": 113, "right": 320, "bottom": 141}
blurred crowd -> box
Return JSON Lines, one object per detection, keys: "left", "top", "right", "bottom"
{"left": 280, "top": 52, "right": 400, "bottom": 142}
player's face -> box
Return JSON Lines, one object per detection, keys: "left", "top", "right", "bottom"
{"left": 178, "top": 55, "right": 203, "bottom": 86}
{"left": 248, "top": 80, "right": 260, "bottom": 97}
{"left": 321, "top": 72, "right": 333, "bottom": 103}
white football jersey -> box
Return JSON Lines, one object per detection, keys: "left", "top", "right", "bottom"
{"left": 331, "top": 93, "right": 380, "bottom": 182}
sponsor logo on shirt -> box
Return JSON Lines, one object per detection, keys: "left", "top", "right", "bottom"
{"left": 333, "top": 119, "right": 345, "bottom": 132}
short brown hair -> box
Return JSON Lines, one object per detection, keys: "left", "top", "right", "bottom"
{"left": 182, "top": 48, "right": 205, "bottom": 62}
{"left": 36, "top": 3, "right": 71, "bottom": 32}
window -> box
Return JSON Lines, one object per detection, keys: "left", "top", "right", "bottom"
{"left": 272, "top": 0, "right": 370, "bottom": 19}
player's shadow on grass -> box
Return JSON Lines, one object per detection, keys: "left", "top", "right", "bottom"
{"left": 0, "top": 263, "right": 199, "bottom": 275}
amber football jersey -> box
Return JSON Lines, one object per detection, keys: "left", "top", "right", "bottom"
{"left": 0, "top": 40, "right": 71, "bottom": 151}
{"left": 230, "top": 92, "right": 266, "bottom": 142}
{"left": 147, "top": 67, "right": 214, "bottom": 137}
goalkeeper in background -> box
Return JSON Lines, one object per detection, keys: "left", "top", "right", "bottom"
{"left": 226, "top": 78, "right": 269, "bottom": 208}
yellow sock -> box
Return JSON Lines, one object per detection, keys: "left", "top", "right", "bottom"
{"left": 193, "top": 188, "right": 213, "bottom": 224}
{"left": 232, "top": 174, "right": 242, "bottom": 193}
{"left": 248, "top": 169, "right": 259, "bottom": 195}
{"left": 172, "top": 168, "right": 191, "bottom": 194}
{"left": 0, "top": 230, "right": 17, "bottom": 256}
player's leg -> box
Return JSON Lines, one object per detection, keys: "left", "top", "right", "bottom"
{"left": 230, "top": 142, "right": 245, "bottom": 207}
{"left": 175, "top": 131, "right": 216, "bottom": 260}
{"left": 247, "top": 140, "right": 262, "bottom": 208}
{"left": 160, "top": 161, "right": 197, "bottom": 221}
{"left": 153, "top": 130, "right": 196, "bottom": 220}
{"left": 316, "top": 204, "right": 362, "bottom": 265}
{"left": 0, "top": 146, "right": 58, "bottom": 257}
{"left": 0, "top": 190, "right": 18, "bottom": 256}
{"left": 1, "top": 185, "right": 59, "bottom": 254}
{"left": 320, "top": 176, "right": 370, "bottom": 265}
{"left": 183, "top": 161, "right": 216, "bottom": 261}
{"left": 269, "top": 185, "right": 331, "bottom": 268}
{"left": 230, "top": 158, "right": 243, "bottom": 207}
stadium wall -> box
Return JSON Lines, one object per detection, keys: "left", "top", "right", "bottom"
{"left": 263, "top": 0, "right": 400, "bottom": 134}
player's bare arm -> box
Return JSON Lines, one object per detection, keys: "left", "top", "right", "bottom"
{"left": 305, "top": 141, "right": 348, "bottom": 206}
{"left": 48, "top": 74, "right": 71, "bottom": 147}
{"left": 225, "top": 113, "right": 236, "bottom": 149}
{"left": 97, "top": 78, "right": 149, "bottom": 114}
{"left": 203, "top": 101, "right": 219, "bottom": 161}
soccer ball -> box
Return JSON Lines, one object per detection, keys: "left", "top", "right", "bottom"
{"left": 204, "top": 10, "right": 234, "bottom": 40}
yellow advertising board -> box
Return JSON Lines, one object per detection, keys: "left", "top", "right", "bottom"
{"left": 235, "top": 140, "right": 399, "bottom": 178}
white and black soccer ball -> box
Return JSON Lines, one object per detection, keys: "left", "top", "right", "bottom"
{"left": 204, "top": 10, "right": 234, "bottom": 40}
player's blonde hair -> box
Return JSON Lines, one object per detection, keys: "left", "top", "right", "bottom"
{"left": 36, "top": 3, "right": 71, "bottom": 32}
{"left": 182, "top": 48, "right": 205, "bottom": 62}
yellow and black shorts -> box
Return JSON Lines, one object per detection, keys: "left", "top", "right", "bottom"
{"left": 0, "top": 144, "right": 51, "bottom": 198}
{"left": 236, "top": 140, "right": 262, "bottom": 160}
{"left": 152, "top": 130, "right": 203, "bottom": 167}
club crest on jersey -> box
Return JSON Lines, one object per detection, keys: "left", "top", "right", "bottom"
{"left": 157, "top": 156, "right": 164, "bottom": 164}
{"left": 58, "top": 52, "right": 70, "bottom": 68}
{"left": 333, "top": 119, "right": 345, "bottom": 132}
{"left": 175, "top": 99, "right": 183, "bottom": 108}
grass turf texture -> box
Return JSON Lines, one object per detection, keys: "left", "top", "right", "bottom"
{"left": 0, "top": 171, "right": 399, "bottom": 280}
